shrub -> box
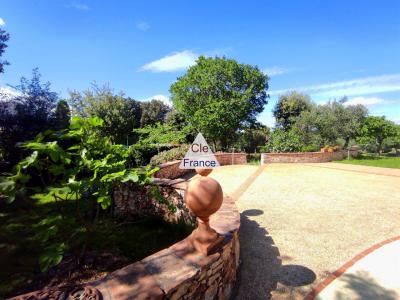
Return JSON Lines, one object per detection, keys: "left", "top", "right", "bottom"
{"left": 265, "top": 128, "right": 304, "bottom": 153}
{"left": 300, "top": 145, "right": 320, "bottom": 152}
{"left": 0, "top": 117, "right": 163, "bottom": 271}
{"left": 150, "top": 145, "right": 190, "bottom": 165}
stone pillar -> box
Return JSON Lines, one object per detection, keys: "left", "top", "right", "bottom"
{"left": 185, "top": 168, "right": 224, "bottom": 255}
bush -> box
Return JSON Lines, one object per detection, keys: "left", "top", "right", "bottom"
{"left": 265, "top": 128, "right": 304, "bottom": 153}
{"left": 300, "top": 145, "right": 320, "bottom": 152}
{"left": 150, "top": 145, "right": 190, "bottom": 165}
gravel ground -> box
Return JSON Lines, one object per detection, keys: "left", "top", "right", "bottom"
{"left": 207, "top": 164, "right": 400, "bottom": 300}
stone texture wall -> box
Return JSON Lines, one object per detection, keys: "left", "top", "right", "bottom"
{"left": 261, "top": 150, "right": 359, "bottom": 164}
{"left": 155, "top": 153, "right": 247, "bottom": 179}
{"left": 12, "top": 155, "right": 242, "bottom": 300}
{"left": 91, "top": 196, "right": 240, "bottom": 300}
{"left": 113, "top": 178, "right": 195, "bottom": 225}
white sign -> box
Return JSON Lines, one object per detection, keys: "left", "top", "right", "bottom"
{"left": 179, "top": 133, "right": 220, "bottom": 169}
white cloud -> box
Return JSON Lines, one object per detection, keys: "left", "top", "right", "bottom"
{"left": 0, "top": 18, "right": 5, "bottom": 26}
{"left": 141, "top": 94, "right": 171, "bottom": 107}
{"left": 69, "top": 3, "right": 90, "bottom": 10}
{"left": 263, "top": 66, "right": 289, "bottom": 77}
{"left": 136, "top": 20, "right": 150, "bottom": 31}
{"left": 344, "top": 96, "right": 384, "bottom": 107}
{"left": 140, "top": 50, "right": 198, "bottom": 72}
{"left": 270, "top": 74, "right": 400, "bottom": 98}
{"left": 0, "top": 86, "right": 20, "bottom": 101}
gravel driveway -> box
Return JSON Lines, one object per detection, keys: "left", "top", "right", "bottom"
{"left": 207, "top": 163, "right": 400, "bottom": 300}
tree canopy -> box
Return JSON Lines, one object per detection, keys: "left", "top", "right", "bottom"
{"left": 170, "top": 56, "right": 268, "bottom": 149}
{"left": 68, "top": 85, "right": 141, "bottom": 145}
{"left": 140, "top": 99, "right": 170, "bottom": 127}
{"left": 358, "top": 116, "right": 398, "bottom": 154}
{"left": 273, "top": 91, "right": 312, "bottom": 129}
{"left": 0, "top": 28, "right": 9, "bottom": 73}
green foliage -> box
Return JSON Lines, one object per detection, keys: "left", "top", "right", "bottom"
{"left": 273, "top": 91, "right": 312, "bottom": 129}
{"left": 0, "top": 28, "right": 10, "bottom": 73}
{"left": 293, "top": 99, "right": 367, "bottom": 148}
{"left": 150, "top": 145, "right": 190, "bottom": 165}
{"left": 357, "top": 116, "right": 398, "bottom": 154}
{"left": 265, "top": 128, "right": 304, "bottom": 152}
{"left": 0, "top": 69, "right": 59, "bottom": 166}
{"left": 235, "top": 125, "right": 269, "bottom": 153}
{"left": 140, "top": 99, "right": 170, "bottom": 127}
{"left": 68, "top": 85, "right": 142, "bottom": 144}
{"left": 53, "top": 100, "right": 71, "bottom": 130}
{"left": 170, "top": 56, "right": 268, "bottom": 149}
{"left": 0, "top": 117, "right": 161, "bottom": 271}
{"left": 135, "top": 123, "right": 190, "bottom": 146}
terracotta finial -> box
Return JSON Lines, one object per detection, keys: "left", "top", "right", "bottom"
{"left": 185, "top": 176, "right": 224, "bottom": 255}
{"left": 195, "top": 168, "right": 213, "bottom": 177}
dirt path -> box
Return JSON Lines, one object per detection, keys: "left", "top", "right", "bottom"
{"left": 207, "top": 164, "right": 400, "bottom": 300}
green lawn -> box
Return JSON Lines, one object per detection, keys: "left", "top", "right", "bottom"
{"left": 0, "top": 198, "right": 192, "bottom": 298}
{"left": 338, "top": 154, "right": 400, "bottom": 169}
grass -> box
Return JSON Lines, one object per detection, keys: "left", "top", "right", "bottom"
{"left": 0, "top": 198, "right": 192, "bottom": 298}
{"left": 338, "top": 153, "right": 400, "bottom": 169}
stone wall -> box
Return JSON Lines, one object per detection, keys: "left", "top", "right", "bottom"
{"left": 261, "top": 150, "right": 359, "bottom": 164}
{"left": 91, "top": 196, "right": 240, "bottom": 300}
{"left": 12, "top": 160, "right": 241, "bottom": 300}
{"left": 113, "top": 178, "right": 195, "bottom": 225}
{"left": 155, "top": 153, "right": 247, "bottom": 179}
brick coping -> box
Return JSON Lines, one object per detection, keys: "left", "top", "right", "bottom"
{"left": 304, "top": 236, "right": 400, "bottom": 300}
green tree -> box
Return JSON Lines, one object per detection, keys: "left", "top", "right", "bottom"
{"left": 265, "top": 128, "right": 304, "bottom": 153}
{"left": 0, "top": 28, "right": 10, "bottom": 73}
{"left": 53, "top": 100, "right": 71, "bottom": 130}
{"left": 236, "top": 124, "right": 270, "bottom": 153}
{"left": 170, "top": 56, "right": 268, "bottom": 150}
{"left": 273, "top": 91, "right": 312, "bottom": 129}
{"left": 0, "top": 69, "right": 59, "bottom": 166}
{"left": 68, "top": 85, "right": 141, "bottom": 144}
{"left": 140, "top": 99, "right": 170, "bottom": 127}
{"left": 358, "top": 116, "right": 398, "bottom": 154}
{"left": 294, "top": 100, "right": 367, "bottom": 148}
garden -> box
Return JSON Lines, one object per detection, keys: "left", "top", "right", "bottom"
{"left": 1, "top": 26, "right": 400, "bottom": 298}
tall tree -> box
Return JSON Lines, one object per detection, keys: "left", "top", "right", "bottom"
{"left": 53, "top": 100, "right": 71, "bottom": 130}
{"left": 273, "top": 91, "right": 312, "bottom": 129}
{"left": 140, "top": 99, "right": 170, "bottom": 127}
{"left": 68, "top": 85, "right": 142, "bottom": 144}
{"left": 0, "top": 69, "right": 59, "bottom": 166}
{"left": 358, "top": 116, "right": 398, "bottom": 154}
{"left": 0, "top": 28, "right": 10, "bottom": 73}
{"left": 170, "top": 56, "right": 268, "bottom": 150}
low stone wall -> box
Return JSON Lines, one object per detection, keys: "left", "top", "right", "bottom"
{"left": 261, "top": 150, "right": 359, "bottom": 164}
{"left": 13, "top": 180, "right": 241, "bottom": 300}
{"left": 92, "top": 196, "right": 240, "bottom": 300}
{"left": 113, "top": 178, "right": 195, "bottom": 225}
{"left": 155, "top": 153, "right": 247, "bottom": 179}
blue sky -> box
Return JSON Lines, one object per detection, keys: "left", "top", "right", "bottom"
{"left": 1, "top": 0, "right": 399, "bottom": 126}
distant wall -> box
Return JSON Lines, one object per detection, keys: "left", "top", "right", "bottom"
{"left": 261, "top": 150, "right": 359, "bottom": 164}
{"left": 155, "top": 153, "right": 247, "bottom": 179}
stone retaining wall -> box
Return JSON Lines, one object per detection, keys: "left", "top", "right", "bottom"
{"left": 261, "top": 150, "right": 359, "bottom": 164}
{"left": 13, "top": 179, "right": 241, "bottom": 300}
{"left": 91, "top": 196, "right": 240, "bottom": 300}
{"left": 155, "top": 153, "right": 247, "bottom": 179}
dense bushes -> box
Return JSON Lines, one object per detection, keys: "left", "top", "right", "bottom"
{"left": 150, "top": 145, "right": 190, "bottom": 165}
{"left": 264, "top": 128, "right": 304, "bottom": 153}
{"left": 0, "top": 117, "right": 164, "bottom": 271}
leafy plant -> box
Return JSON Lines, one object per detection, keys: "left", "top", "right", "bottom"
{"left": 0, "top": 116, "right": 162, "bottom": 271}
{"left": 150, "top": 144, "right": 190, "bottom": 165}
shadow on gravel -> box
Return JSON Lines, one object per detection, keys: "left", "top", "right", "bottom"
{"left": 232, "top": 209, "right": 316, "bottom": 300}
